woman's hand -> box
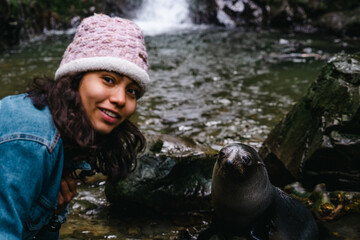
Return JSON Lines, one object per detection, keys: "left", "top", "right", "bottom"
{"left": 56, "top": 168, "right": 77, "bottom": 213}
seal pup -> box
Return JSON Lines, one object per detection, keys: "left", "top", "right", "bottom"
{"left": 198, "top": 143, "right": 318, "bottom": 240}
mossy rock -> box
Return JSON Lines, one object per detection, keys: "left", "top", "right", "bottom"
{"left": 259, "top": 54, "right": 360, "bottom": 191}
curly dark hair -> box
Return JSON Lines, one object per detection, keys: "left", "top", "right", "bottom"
{"left": 27, "top": 73, "right": 146, "bottom": 184}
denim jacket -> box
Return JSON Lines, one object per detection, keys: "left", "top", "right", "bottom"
{"left": 0, "top": 94, "right": 64, "bottom": 239}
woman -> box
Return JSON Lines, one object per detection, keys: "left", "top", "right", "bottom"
{"left": 0, "top": 13, "right": 149, "bottom": 239}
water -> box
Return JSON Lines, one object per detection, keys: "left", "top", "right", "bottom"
{"left": 137, "top": 29, "right": 360, "bottom": 151}
{"left": 1, "top": 1, "right": 360, "bottom": 238}
{"left": 133, "top": 0, "right": 195, "bottom": 35}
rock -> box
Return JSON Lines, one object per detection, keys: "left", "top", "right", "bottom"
{"left": 259, "top": 54, "right": 360, "bottom": 191}
{"left": 188, "top": 0, "right": 219, "bottom": 25}
{"left": 100, "top": 0, "right": 143, "bottom": 19}
{"left": 214, "top": 0, "right": 264, "bottom": 27}
{"left": 318, "top": 214, "right": 360, "bottom": 239}
{"left": 284, "top": 182, "right": 360, "bottom": 221}
{"left": 317, "top": 8, "right": 360, "bottom": 36}
{"left": 105, "top": 135, "right": 217, "bottom": 214}
{"left": 187, "top": 0, "right": 360, "bottom": 36}
{"left": 284, "top": 182, "right": 360, "bottom": 239}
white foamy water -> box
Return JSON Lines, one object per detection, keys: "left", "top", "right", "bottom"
{"left": 133, "top": 0, "right": 195, "bottom": 35}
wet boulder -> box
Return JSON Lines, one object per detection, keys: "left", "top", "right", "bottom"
{"left": 216, "top": 0, "right": 264, "bottom": 27}
{"left": 188, "top": 0, "right": 219, "bottom": 25}
{"left": 259, "top": 54, "right": 360, "bottom": 191}
{"left": 317, "top": 8, "right": 360, "bottom": 37}
{"left": 101, "top": 0, "right": 143, "bottom": 19}
{"left": 105, "top": 135, "right": 216, "bottom": 214}
{"left": 188, "top": 0, "right": 360, "bottom": 36}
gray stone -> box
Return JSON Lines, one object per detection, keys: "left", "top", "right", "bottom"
{"left": 259, "top": 54, "right": 360, "bottom": 191}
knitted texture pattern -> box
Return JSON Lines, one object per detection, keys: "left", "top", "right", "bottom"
{"left": 55, "top": 14, "right": 150, "bottom": 96}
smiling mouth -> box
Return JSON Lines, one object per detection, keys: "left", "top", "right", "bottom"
{"left": 100, "top": 108, "right": 120, "bottom": 118}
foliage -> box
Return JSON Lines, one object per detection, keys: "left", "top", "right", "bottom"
{"left": 0, "top": 0, "right": 98, "bottom": 50}
{"left": 35, "top": 0, "right": 96, "bottom": 19}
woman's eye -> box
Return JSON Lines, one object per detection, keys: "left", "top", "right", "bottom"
{"left": 103, "top": 77, "right": 114, "bottom": 84}
{"left": 127, "top": 88, "right": 138, "bottom": 96}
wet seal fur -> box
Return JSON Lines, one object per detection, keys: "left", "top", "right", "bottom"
{"left": 198, "top": 143, "right": 319, "bottom": 240}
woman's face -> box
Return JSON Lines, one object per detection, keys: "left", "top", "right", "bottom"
{"left": 78, "top": 71, "right": 140, "bottom": 134}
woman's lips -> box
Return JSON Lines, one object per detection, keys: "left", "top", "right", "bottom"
{"left": 99, "top": 108, "right": 120, "bottom": 123}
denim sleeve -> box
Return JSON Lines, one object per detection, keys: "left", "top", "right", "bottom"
{"left": 0, "top": 140, "right": 59, "bottom": 239}
{"left": 34, "top": 204, "right": 69, "bottom": 240}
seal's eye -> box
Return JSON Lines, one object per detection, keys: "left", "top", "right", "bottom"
{"left": 242, "top": 155, "right": 251, "bottom": 165}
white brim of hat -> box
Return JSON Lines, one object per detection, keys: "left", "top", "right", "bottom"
{"left": 54, "top": 56, "right": 150, "bottom": 97}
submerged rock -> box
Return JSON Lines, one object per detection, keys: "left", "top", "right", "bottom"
{"left": 105, "top": 136, "right": 217, "bottom": 214}
{"left": 284, "top": 182, "right": 360, "bottom": 239}
{"left": 284, "top": 182, "right": 360, "bottom": 221}
{"left": 259, "top": 54, "right": 360, "bottom": 191}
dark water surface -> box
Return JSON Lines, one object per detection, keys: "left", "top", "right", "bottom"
{"left": 2, "top": 28, "right": 358, "bottom": 149}
{"left": 1, "top": 27, "right": 359, "bottom": 239}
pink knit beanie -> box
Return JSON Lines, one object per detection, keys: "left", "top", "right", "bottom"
{"left": 55, "top": 14, "right": 149, "bottom": 97}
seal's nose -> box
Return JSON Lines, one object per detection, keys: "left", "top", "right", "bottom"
{"left": 224, "top": 159, "right": 234, "bottom": 167}
{"left": 223, "top": 158, "right": 235, "bottom": 169}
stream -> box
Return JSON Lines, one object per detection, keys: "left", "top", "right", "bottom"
{"left": 1, "top": 1, "right": 360, "bottom": 239}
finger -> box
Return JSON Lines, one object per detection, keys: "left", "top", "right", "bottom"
{"left": 56, "top": 193, "right": 65, "bottom": 213}
{"left": 58, "top": 192, "right": 64, "bottom": 207}
{"left": 60, "top": 178, "right": 73, "bottom": 203}
{"left": 64, "top": 175, "right": 77, "bottom": 195}
{"left": 62, "top": 167, "right": 77, "bottom": 195}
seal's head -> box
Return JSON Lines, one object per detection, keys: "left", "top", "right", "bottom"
{"left": 211, "top": 143, "right": 273, "bottom": 228}
{"left": 208, "top": 143, "right": 318, "bottom": 239}
{"left": 215, "top": 143, "right": 265, "bottom": 180}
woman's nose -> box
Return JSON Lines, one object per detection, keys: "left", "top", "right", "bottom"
{"left": 109, "top": 89, "right": 126, "bottom": 107}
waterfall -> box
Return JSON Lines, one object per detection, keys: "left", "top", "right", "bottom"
{"left": 133, "top": 0, "right": 194, "bottom": 35}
